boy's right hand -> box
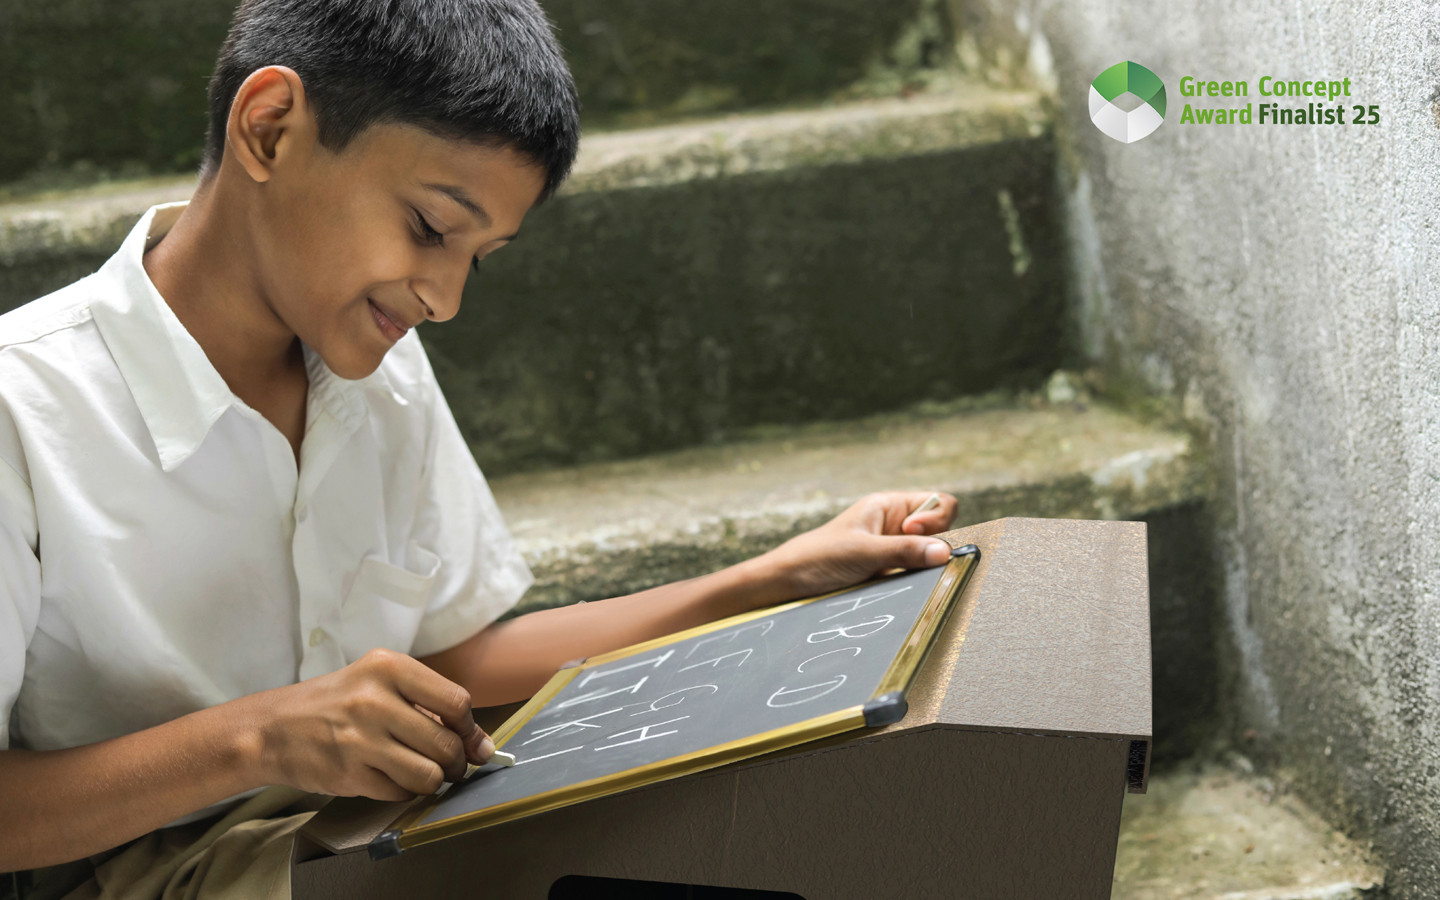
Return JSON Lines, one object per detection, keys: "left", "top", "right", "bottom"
{"left": 240, "top": 647, "right": 494, "bottom": 801}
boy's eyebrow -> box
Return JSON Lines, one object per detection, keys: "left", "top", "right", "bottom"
{"left": 422, "top": 182, "right": 489, "bottom": 224}
{"left": 421, "top": 182, "right": 520, "bottom": 241}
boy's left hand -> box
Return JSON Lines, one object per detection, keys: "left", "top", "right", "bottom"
{"left": 757, "top": 491, "right": 959, "bottom": 604}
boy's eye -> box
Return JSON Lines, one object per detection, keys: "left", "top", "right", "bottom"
{"left": 413, "top": 208, "right": 481, "bottom": 273}
{"left": 412, "top": 210, "right": 445, "bottom": 246}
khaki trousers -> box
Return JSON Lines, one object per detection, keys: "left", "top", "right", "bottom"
{"left": 23, "top": 787, "right": 321, "bottom": 900}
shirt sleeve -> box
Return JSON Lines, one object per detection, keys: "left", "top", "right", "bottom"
{"left": 0, "top": 452, "right": 41, "bottom": 751}
{"left": 406, "top": 345, "right": 533, "bottom": 658}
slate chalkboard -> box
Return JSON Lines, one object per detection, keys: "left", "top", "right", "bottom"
{"left": 372, "top": 546, "right": 979, "bottom": 858}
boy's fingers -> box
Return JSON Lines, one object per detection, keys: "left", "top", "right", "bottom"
{"left": 898, "top": 493, "right": 957, "bottom": 535}
{"left": 410, "top": 701, "right": 487, "bottom": 760}
{"left": 357, "top": 766, "right": 419, "bottom": 803}
{"left": 389, "top": 707, "right": 469, "bottom": 783}
{"left": 373, "top": 743, "right": 449, "bottom": 796}
{"left": 386, "top": 654, "right": 480, "bottom": 751}
{"left": 902, "top": 509, "right": 953, "bottom": 534}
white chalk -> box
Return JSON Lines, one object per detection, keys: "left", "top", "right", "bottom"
{"left": 911, "top": 492, "right": 941, "bottom": 515}
{"left": 456, "top": 749, "right": 517, "bottom": 783}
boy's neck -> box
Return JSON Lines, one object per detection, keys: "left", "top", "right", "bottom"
{"left": 141, "top": 181, "right": 309, "bottom": 400}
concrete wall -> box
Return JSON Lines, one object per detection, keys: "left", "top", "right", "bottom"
{"left": 968, "top": 0, "right": 1440, "bottom": 892}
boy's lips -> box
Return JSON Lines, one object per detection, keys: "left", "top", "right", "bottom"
{"left": 368, "top": 298, "right": 413, "bottom": 341}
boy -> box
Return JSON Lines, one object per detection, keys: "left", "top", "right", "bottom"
{"left": 0, "top": 0, "right": 959, "bottom": 895}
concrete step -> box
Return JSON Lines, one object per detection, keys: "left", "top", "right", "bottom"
{"left": 0, "top": 0, "right": 950, "bottom": 188}
{"left": 0, "top": 176, "right": 200, "bottom": 307}
{"left": 1, "top": 84, "right": 1058, "bottom": 475}
{"left": 495, "top": 397, "right": 1202, "bottom": 613}
{"left": 1113, "top": 759, "right": 1384, "bottom": 899}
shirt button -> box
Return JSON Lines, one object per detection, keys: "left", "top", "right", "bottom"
{"left": 296, "top": 504, "right": 309, "bottom": 524}
{"left": 308, "top": 627, "right": 329, "bottom": 647}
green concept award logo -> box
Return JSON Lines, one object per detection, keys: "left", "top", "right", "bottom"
{"left": 1089, "top": 61, "right": 1167, "bottom": 143}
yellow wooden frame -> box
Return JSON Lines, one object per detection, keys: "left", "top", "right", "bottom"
{"left": 383, "top": 550, "right": 978, "bottom": 854}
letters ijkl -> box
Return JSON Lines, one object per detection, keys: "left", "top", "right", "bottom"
{"left": 515, "top": 583, "right": 918, "bottom": 765}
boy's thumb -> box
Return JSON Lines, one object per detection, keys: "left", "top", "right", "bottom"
{"left": 883, "top": 536, "right": 952, "bottom": 570}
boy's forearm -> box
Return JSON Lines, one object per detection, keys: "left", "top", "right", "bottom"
{"left": 421, "top": 553, "right": 794, "bottom": 708}
{"left": 0, "top": 697, "right": 269, "bottom": 871}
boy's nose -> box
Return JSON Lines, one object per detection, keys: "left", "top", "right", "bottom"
{"left": 412, "top": 270, "right": 465, "bottom": 323}
{"left": 425, "top": 291, "right": 462, "bottom": 324}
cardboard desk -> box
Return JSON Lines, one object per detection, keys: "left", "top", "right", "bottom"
{"left": 294, "top": 516, "right": 1151, "bottom": 898}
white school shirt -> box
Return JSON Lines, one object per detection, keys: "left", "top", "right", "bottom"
{"left": 0, "top": 203, "right": 533, "bottom": 774}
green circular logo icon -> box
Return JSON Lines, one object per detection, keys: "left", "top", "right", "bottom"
{"left": 1089, "top": 61, "right": 1166, "bottom": 143}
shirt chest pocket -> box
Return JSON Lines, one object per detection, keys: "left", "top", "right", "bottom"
{"left": 339, "top": 540, "right": 442, "bottom": 662}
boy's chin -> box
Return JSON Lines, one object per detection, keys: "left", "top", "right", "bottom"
{"left": 316, "top": 340, "right": 388, "bottom": 382}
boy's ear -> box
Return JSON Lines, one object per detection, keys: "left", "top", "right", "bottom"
{"left": 226, "top": 65, "right": 313, "bottom": 185}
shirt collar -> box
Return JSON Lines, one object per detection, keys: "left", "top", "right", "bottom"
{"left": 90, "top": 202, "right": 397, "bottom": 472}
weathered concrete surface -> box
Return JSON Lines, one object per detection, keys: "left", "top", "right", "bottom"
{"left": 492, "top": 400, "right": 1201, "bottom": 607}
{"left": 0, "top": 174, "right": 202, "bottom": 347}
{"left": 967, "top": 0, "right": 1440, "bottom": 894}
{"left": 0, "top": 176, "right": 201, "bottom": 261}
{"left": 1145, "top": 500, "right": 1223, "bottom": 766}
{"left": 1113, "top": 759, "right": 1384, "bottom": 899}
{"left": 428, "top": 89, "right": 1060, "bottom": 474}
{"left": 0, "top": 1, "right": 234, "bottom": 186}
{"left": 0, "top": 88, "right": 1044, "bottom": 271}
{"left": 565, "top": 86, "right": 1046, "bottom": 192}
{"left": 0, "top": 0, "right": 949, "bottom": 189}
{"left": 0, "top": 88, "right": 1063, "bottom": 475}
{"left": 541, "top": 0, "right": 953, "bottom": 128}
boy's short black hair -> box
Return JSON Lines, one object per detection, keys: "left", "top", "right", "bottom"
{"left": 202, "top": 0, "right": 580, "bottom": 202}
